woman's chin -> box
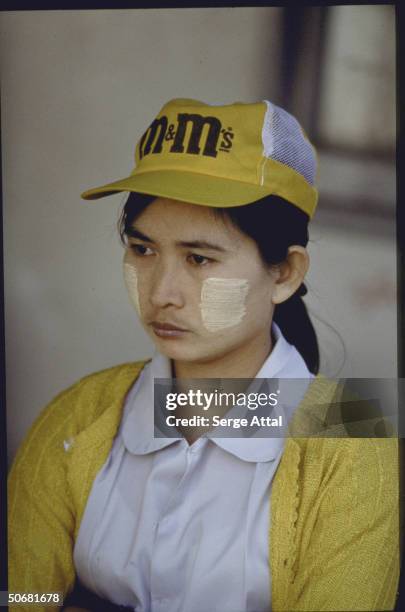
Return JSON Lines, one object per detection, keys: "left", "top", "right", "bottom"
{"left": 149, "top": 333, "right": 193, "bottom": 358}
{"left": 154, "top": 344, "right": 201, "bottom": 363}
{"left": 150, "top": 335, "right": 213, "bottom": 364}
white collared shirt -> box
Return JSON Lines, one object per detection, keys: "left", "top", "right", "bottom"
{"left": 74, "top": 323, "right": 313, "bottom": 612}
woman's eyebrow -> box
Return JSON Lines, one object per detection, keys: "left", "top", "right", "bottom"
{"left": 126, "top": 227, "right": 153, "bottom": 242}
{"left": 176, "top": 240, "right": 227, "bottom": 253}
{"left": 127, "top": 227, "right": 228, "bottom": 253}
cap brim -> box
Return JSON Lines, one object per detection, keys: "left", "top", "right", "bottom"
{"left": 81, "top": 169, "right": 316, "bottom": 218}
{"left": 82, "top": 170, "right": 281, "bottom": 208}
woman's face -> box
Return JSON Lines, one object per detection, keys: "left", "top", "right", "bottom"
{"left": 123, "top": 197, "right": 278, "bottom": 366}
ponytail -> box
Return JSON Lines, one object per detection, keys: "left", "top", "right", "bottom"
{"left": 273, "top": 283, "right": 319, "bottom": 375}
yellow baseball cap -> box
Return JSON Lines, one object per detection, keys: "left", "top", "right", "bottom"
{"left": 81, "top": 98, "right": 318, "bottom": 218}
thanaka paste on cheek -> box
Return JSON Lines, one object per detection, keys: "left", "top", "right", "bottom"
{"left": 200, "top": 277, "right": 250, "bottom": 332}
{"left": 123, "top": 262, "right": 141, "bottom": 316}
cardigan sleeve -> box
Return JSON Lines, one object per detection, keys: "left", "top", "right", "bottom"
{"left": 8, "top": 381, "right": 87, "bottom": 612}
{"left": 291, "top": 437, "right": 400, "bottom": 611}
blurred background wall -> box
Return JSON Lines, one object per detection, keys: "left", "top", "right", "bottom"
{"left": 0, "top": 6, "right": 396, "bottom": 463}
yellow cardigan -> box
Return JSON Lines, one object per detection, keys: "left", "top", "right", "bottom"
{"left": 8, "top": 362, "right": 400, "bottom": 611}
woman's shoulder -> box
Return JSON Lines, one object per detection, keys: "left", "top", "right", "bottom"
{"left": 69, "top": 360, "right": 149, "bottom": 404}
{"left": 10, "top": 360, "right": 150, "bottom": 473}
{"left": 45, "top": 360, "right": 149, "bottom": 425}
{"left": 291, "top": 374, "right": 396, "bottom": 438}
{"left": 284, "top": 374, "right": 399, "bottom": 487}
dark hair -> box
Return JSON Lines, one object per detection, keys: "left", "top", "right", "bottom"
{"left": 119, "top": 192, "right": 319, "bottom": 375}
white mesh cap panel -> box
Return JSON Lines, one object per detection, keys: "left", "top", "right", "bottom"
{"left": 262, "top": 100, "right": 316, "bottom": 185}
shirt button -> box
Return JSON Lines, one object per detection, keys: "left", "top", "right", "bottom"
{"left": 153, "top": 596, "right": 169, "bottom": 607}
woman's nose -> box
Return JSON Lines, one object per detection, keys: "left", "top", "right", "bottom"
{"left": 149, "top": 261, "right": 185, "bottom": 309}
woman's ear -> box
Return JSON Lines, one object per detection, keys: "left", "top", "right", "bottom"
{"left": 271, "top": 246, "right": 309, "bottom": 305}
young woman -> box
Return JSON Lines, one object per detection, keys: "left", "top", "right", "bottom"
{"left": 8, "top": 98, "right": 399, "bottom": 612}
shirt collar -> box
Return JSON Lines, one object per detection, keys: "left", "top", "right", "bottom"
{"left": 122, "top": 322, "right": 313, "bottom": 462}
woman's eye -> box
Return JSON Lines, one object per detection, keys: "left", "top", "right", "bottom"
{"left": 130, "top": 244, "right": 153, "bottom": 256}
{"left": 188, "top": 254, "right": 211, "bottom": 266}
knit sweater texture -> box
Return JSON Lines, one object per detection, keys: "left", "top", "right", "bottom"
{"left": 8, "top": 362, "right": 400, "bottom": 611}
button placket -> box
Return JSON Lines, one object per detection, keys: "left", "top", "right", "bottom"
{"left": 150, "top": 443, "right": 202, "bottom": 606}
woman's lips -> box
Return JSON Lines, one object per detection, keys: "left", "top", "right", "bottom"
{"left": 150, "top": 321, "right": 189, "bottom": 338}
